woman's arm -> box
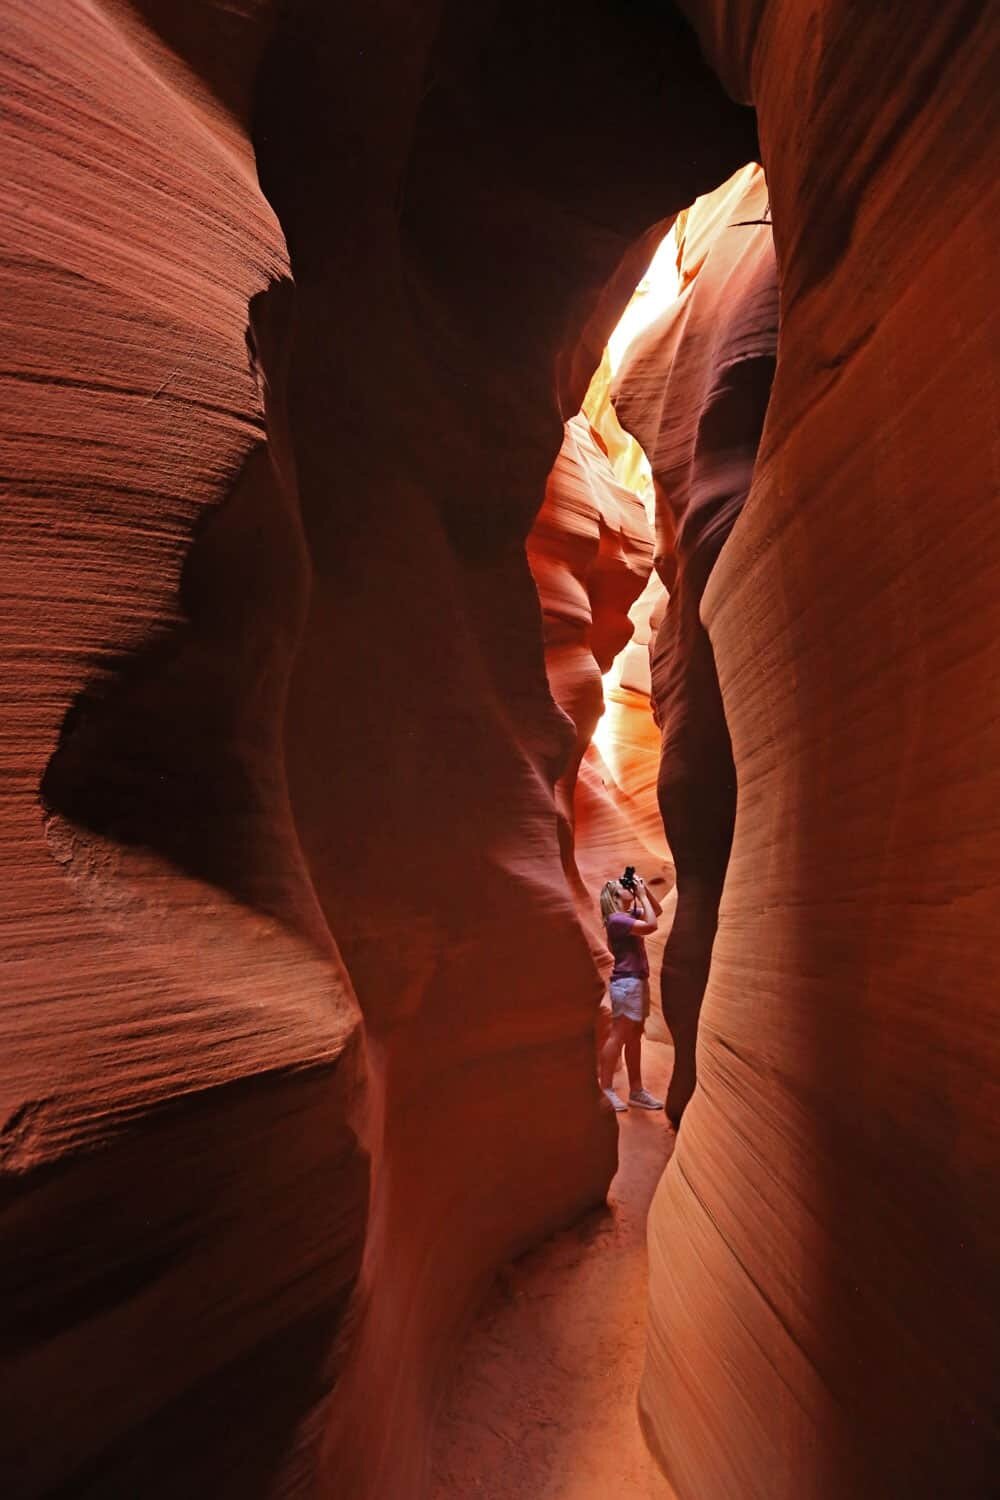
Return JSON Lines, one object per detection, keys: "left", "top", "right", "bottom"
{"left": 632, "top": 876, "right": 658, "bottom": 932}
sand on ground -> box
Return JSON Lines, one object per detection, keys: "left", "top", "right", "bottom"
{"left": 430, "top": 1042, "right": 678, "bottom": 1499}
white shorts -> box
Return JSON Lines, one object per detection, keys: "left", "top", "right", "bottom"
{"left": 609, "top": 976, "right": 649, "bottom": 1024}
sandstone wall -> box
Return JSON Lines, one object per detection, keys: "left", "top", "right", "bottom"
{"left": 642, "top": 3, "right": 1000, "bottom": 1496}
{"left": 526, "top": 410, "right": 667, "bottom": 960}
{"left": 1, "top": 7, "right": 373, "bottom": 1494}
{"left": 575, "top": 357, "right": 674, "bottom": 952}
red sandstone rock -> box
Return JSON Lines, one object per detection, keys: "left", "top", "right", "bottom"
{"left": 640, "top": 5, "right": 1000, "bottom": 1499}
{"left": 613, "top": 164, "right": 778, "bottom": 1123}
{"left": 1, "top": 7, "right": 372, "bottom": 1492}
{"left": 526, "top": 410, "right": 656, "bottom": 918}
{"left": 526, "top": 402, "right": 678, "bottom": 1044}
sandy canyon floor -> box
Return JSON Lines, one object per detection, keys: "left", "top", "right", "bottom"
{"left": 430, "top": 1042, "right": 678, "bottom": 1499}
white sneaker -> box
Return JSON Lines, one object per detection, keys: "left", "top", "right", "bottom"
{"left": 602, "top": 1087, "right": 628, "bottom": 1113}
{"left": 628, "top": 1088, "right": 664, "bottom": 1111}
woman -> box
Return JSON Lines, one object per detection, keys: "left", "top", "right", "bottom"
{"left": 598, "top": 874, "right": 664, "bottom": 1112}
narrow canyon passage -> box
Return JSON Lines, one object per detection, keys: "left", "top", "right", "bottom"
{"left": 427, "top": 183, "right": 739, "bottom": 1496}
{"left": 2, "top": 4, "right": 997, "bottom": 1498}
{"left": 430, "top": 1045, "right": 677, "bottom": 1500}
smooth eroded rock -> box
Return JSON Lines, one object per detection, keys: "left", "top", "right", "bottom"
{"left": 641, "top": 4, "right": 1000, "bottom": 1497}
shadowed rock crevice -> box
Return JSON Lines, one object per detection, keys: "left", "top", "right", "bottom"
{"left": 613, "top": 169, "right": 778, "bottom": 1124}
{"left": 39, "top": 439, "right": 328, "bottom": 941}
{"left": 239, "top": 6, "right": 758, "bottom": 1493}
{"left": 3, "top": 1048, "right": 370, "bottom": 1496}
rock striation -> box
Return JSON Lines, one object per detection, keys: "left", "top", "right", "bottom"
{"left": 526, "top": 409, "right": 661, "bottom": 957}
{"left": 1, "top": 5, "right": 366, "bottom": 1495}
{"left": 639, "top": 4, "right": 1000, "bottom": 1498}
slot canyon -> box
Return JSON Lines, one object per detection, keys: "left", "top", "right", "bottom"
{"left": 1, "top": 2, "right": 998, "bottom": 1498}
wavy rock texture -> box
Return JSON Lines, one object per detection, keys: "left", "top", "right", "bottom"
{"left": 575, "top": 679, "right": 677, "bottom": 1046}
{"left": 578, "top": 564, "right": 676, "bottom": 1036}
{"left": 7, "top": 1, "right": 991, "bottom": 1496}
{"left": 613, "top": 163, "right": 778, "bottom": 1122}
{"left": 641, "top": 4, "right": 1000, "bottom": 1498}
{"left": 526, "top": 376, "right": 678, "bottom": 1043}
{"left": 527, "top": 412, "right": 653, "bottom": 825}
{"left": 575, "top": 362, "right": 675, "bottom": 1004}
{"left": 0, "top": 8, "right": 372, "bottom": 1497}
{"left": 526, "top": 411, "right": 663, "bottom": 958}
{"left": 1, "top": 2, "right": 756, "bottom": 1496}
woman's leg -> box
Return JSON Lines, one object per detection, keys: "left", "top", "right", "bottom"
{"left": 625, "top": 986, "right": 663, "bottom": 1107}
{"left": 624, "top": 1020, "right": 644, "bottom": 1092}
{"left": 599, "top": 1015, "right": 629, "bottom": 1090}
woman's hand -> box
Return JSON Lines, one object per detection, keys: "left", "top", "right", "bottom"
{"left": 634, "top": 875, "right": 657, "bottom": 924}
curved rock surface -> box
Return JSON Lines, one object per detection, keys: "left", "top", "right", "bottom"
{"left": 613, "top": 163, "right": 778, "bottom": 1122}
{"left": 527, "top": 371, "right": 677, "bottom": 1033}
{"left": 640, "top": 5, "right": 1000, "bottom": 1499}
{"left": 0, "top": 6, "right": 366, "bottom": 1495}
{"left": 526, "top": 410, "right": 661, "bottom": 955}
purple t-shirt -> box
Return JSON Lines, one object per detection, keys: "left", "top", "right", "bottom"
{"left": 606, "top": 911, "right": 649, "bottom": 980}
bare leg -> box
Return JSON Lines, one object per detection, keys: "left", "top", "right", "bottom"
{"left": 624, "top": 1021, "right": 644, "bottom": 1091}
{"left": 599, "top": 1016, "right": 629, "bottom": 1090}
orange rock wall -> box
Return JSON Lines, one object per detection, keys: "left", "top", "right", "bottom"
{"left": 643, "top": 3, "right": 1000, "bottom": 1497}
{"left": 574, "top": 682, "right": 677, "bottom": 1045}
{"left": 527, "top": 381, "right": 679, "bottom": 1028}
{"left": 1, "top": 8, "right": 372, "bottom": 1494}
{"left": 526, "top": 411, "right": 660, "bottom": 955}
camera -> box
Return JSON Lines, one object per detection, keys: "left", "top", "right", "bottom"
{"left": 621, "top": 865, "right": 637, "bottom": 892}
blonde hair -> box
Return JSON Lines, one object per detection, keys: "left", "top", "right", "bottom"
{"left": 599, "top": 881, "right": 620, "bottom": 924}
